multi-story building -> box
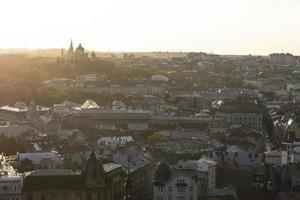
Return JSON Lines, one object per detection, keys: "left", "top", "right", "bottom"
{"left": 0, "top": 155, "right": 22, "bottom": 200}
{"left": 62, "top": 99, "right": 225, "bottom": 131}
{"left": 22, "top": 151, "right": 124, "bottom": 200}
{"left": 0, "top": 101, "right": 49, "bottom": 122}
{"left": 178, "top": 158, "right": 217, "bottom": 190}
{"left": 113, "top": 146, "right": 154, "bottom": 200}
{"left": 217, "top": 112, "right": 263, "bottom": 131}
{"left": 269, "top": 53, "right": 297, "bottom": 66}
{"left": 0, "top": 175, "right": 22, "bottom": 200}
{"left": 153, "top": 161, "right": 206, "bottom": 200}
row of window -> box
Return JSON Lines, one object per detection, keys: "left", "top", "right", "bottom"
{"left": 155, "top": 196, "right": 194, "bottom": 200}
{"left": 157, "top": 186, "right": 193, "bottom": 192}
{"left": 0, "top": 198, "right": 19, "bottom": 200}
{"left": 0, "top": 185, "right": 18, "bottom": 192}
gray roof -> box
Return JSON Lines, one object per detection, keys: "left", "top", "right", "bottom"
{"left": 25, "top": 169, "right": 79, "bottom": 177}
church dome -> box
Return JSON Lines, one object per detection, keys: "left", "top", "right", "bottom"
{"left": 75, "top": 43, "right": 85, "bottom": 56}
{"left": 76, "top": 43, "right": 84, "bottom": 51}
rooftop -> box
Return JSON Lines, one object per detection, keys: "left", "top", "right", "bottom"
{"left": 103, "top": 163, "right": 122, "bottom": 172}
{"left": 25, "top": 169, "right": 79, "bottom": 177}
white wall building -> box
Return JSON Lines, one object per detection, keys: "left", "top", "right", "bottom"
{"left": 97, "top": 136, "right": 134, "bottom": 148}
{"left": 0, "top": 155, "right": 22, "bottom": 200}
{"left": 153, "top": 161, "right": 206, "bottom": 200}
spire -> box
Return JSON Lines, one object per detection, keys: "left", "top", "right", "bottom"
{"left": 68, "top": 39, "right": 74, "bottom": 55}
{"left": 88, "top": 150, "right": 97, "bottom": 161}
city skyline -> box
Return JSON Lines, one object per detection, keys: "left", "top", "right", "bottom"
{"left": 1, "top": 0, "right": 300, "bottom": 55}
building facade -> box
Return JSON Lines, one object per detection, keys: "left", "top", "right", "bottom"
{"left": 153, "top": 161, "right": 206, "bottom": 200}
{"left": 22, "top": 152, "right": 124, "bottom": 200}
{"left": 0, "top": 155, "right": 22, "bottom": 200}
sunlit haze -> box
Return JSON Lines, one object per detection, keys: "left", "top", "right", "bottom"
{"left": 2, "top": 0, "right": 300, "bottom": 55}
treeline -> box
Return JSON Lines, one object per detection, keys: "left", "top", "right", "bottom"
{"left": 0, "top": 55, "right": 154, "bottom": 106}
{"left": 0, "top": 136, "right": 32, "bottom": 155}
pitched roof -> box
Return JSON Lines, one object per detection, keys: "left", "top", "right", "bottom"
{"left": 81, "top": 99, "right": 99, "bottom": 109}
{"left": 18, "top": 152, "right": 64, "bottom": 165}
{"left": 23, "top": 169, "right": 84, "bottom": 191}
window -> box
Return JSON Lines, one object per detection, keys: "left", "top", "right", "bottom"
{"left": 177, "top": 179, "right": 185, "bottom": 183}
{"left": 41, "top": 193, "right": 46, "bottom": 200}
{"left": 156, "top": 196, "right": 163, "bottom": 200}
{"left": 28, "top": 194, "right": 33, "bottom": 200}
{"left": 177, "top": 196, "right": 185, "bottom": 200}
{"left": 168, "top": 196, "right": 172, "bottom": 200}
{"left": 189, "top": 186, "right": 193, "bottom": 192}
{"left": 177, "top": 187, "right": 185, "bottom": 192}
{"left": 168, "top": 187, "right": 172, "bottom": 192}
{"left": 76, "top": 193, "right": 82, "bottom": 200}
{"left": 157, "top": 186, "right": 164, "bottom": 192}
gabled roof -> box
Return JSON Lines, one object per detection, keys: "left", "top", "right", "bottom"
{"left": 81, "top": 99, "right": 99, "bottom": 109}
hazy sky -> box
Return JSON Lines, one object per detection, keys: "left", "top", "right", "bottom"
{"left": 1, "top": 0, "right": 300, "bottom": 55}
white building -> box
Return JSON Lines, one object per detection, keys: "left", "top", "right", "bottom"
{"left": 112, "top": 100, "right": 126, "bottom": 110}
{"left": 97, "top": 136, "right": 134, "bottom": 148}
{"left": 264, "top": 143, "right": 300, "bottom": 166}
{"left": 0, "top": 155, "right": 22, "bottom": 200}
{"left": 151, "top": 75, "right": 169, "bottom": 82}
{"left": 0, "top": 175, "right": 22, "bottom": 200}
{"left": 153, "top": 161, "right": 206, "bottom": 200}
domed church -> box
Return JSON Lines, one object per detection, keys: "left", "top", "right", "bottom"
{"left": 62, "top": 40, "right": 89, "bottom": 61}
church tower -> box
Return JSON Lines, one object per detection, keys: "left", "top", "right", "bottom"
{"left": 67, "top": 39, "right": 74, "bottom": 56}
{"left": 83, "top": 151, "right": 106, "bottom": 188}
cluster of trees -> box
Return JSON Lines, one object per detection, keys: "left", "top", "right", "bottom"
{"left": 0, "top": 136, "right": 31, "bottom": 155}
{"left": 0, "top": 53, "right": 166, "bottom": 107}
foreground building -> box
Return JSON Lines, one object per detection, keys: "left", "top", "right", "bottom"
{"left": 22, "top": 151, "right": 124, "bottom": 200}
{"left": 0, "top": 155, "right": 22, "bottom": 200}
{"left": 113, "top": 146, "right": 154, "bottom": 200}
{"left": 178, "top": 157, "right": 217, "bottom": 190}
{"left": 153, "top": 161, "right": 206, "bottom": 200}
